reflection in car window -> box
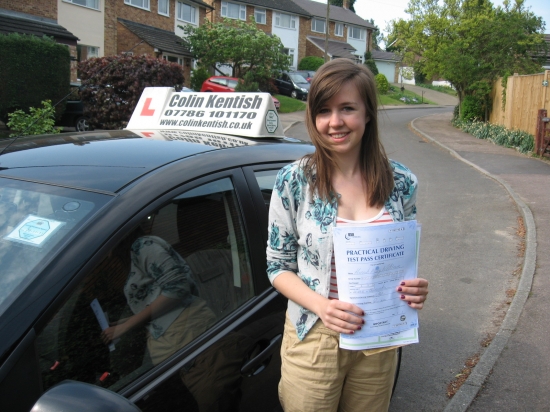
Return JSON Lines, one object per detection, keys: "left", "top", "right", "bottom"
{"left": 253, "top": 170, "right": 280, "bottom": 209}
{"left": 289, "top": 74, "right": 308, "bottom": 84}
{"left": 36, "top": 177, "right": 254, "bottom": 397}
{"left": 0, "top": 178, "right": 108, "bottom": 315}
{"left": 227, "top": 80, "right": 238, "bottom": 89}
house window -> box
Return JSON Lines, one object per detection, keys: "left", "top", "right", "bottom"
{"left": 87, "top": 46, "right": 99, "bottom": 58}
{"left": 177, "top": 2, "right": 196, "bottom": 23}
{"left": 158, "top": 0, "right": 169, "bottom": 16}
{"left": 124, "top": 0, "right": 150, "bottom": 11}
{"left": 311, "top": 18, "right": 325, "bottom": 33}
{"left": 254, "top": 7, "right": 266, "bottom": 24}
{"left": 221, "top": 1, "right": 246, "bottom": 21}
{"left": 335, "top": 22, "right": 343, "bottom": 36}
{"left": 349, "top": 26, "right": 365, "bottom": 40}
{"left": 163, "top": 55, "right": 184, "bottom": 65}
{"left": 64, "top": 0, "right": 100, "bottom": 10}
{"left": 274, "top": 12, "right": 296, "bottom": 29}
{"left": 282, "top": 48, "right": 295, "bottom": 68}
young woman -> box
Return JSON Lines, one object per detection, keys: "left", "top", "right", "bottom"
{"left": 266, "top": 59, "right": 429, "bottom": 411}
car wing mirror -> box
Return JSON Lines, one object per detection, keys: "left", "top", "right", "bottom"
{"left": 31, "top": 380, "right": 141, "bottom": 412}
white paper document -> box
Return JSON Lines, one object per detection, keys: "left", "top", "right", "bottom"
{"left": 91, "top": 298, "right": 116, "bottom": 352}
{"left": 333, "top": 221, "right": 421, "bottom": 350}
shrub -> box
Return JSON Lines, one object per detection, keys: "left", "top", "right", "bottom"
{"left": 78, "top": 55, "right": 185, "bottom": 129}
{"left": 452, "top": 118, "right": 534, "bottom": 154}
{"left": 235, "top": 71, "right": 259, "bottom": 92}
{"left": 375, "top": 73, "right": 389, "bottom": 94}
{"left": 7, "top": 100, "right": 60, "bottom": 137}
{"left": 461, "top": 95, "right": 484, "bottom": 121}
{"left": 298, "top": 56, "right": 324, "bottom": 71}
{"left": 0, "top": 33, "right": 70, "bottom": 122}
{"left": 363, "top": 52, "right": 379, "bottom": 76}
{"left": 190, "top": 66, "right": 210, "bottom": 92}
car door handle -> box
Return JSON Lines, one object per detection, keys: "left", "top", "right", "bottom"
{"left": 240, "top": 334, "right": 282, "bottom": 377}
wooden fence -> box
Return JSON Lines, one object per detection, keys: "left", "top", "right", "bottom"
{"left": 489, "top": 70, "right": 550, "bottom": 136}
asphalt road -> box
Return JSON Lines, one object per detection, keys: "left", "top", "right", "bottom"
{"left": 285, "top": 107, "right": 522, "bottom": 411}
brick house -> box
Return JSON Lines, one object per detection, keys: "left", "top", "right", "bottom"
{"left": 291, "top": 0, "right": 374, "bottom": 64}
{"left": 202, "top": 0, "right": 374, "bottom": 71}
{"left": 1, "top": 1, "right": 213, "bottom": 85}
{"left": 202, "top": 0, "right": 310, "bottom": 71}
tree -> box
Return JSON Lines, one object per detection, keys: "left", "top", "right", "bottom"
{"left": 388, "top": 0, "right": 546, "bottom": 118}
{"left": 328, "top": 0, "right": 356, "bottom": 13}
{"left": 181, "top": 18, "right": 290, "bottom": 90}
{"left": 299, "top": 56, "right": 324, "bottom": 71}
{"left": 78, "top": 55, "right": 184, "bottom": 129}
{"left": 364, "top": 51, "right": 379, "bottom": 75}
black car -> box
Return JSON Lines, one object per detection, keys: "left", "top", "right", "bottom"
{"left": 57, "top": 82, "right": 92, "bottom": 132}
{"left": 293, "top": 70, "right": 315, "bottom": 83}
{"left": 0, "top": 90, "right": 313, "bottom": 412}
{"left": 274, "top": 72, "right": 310, "bottom": 100}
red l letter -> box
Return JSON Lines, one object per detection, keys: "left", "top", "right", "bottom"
{"left": 141, "top": 98, "right": 155, "bottom": 116}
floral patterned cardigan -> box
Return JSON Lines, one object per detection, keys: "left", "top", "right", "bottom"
{"left": 266, "top": 159, "right": 418, "bottom": 341}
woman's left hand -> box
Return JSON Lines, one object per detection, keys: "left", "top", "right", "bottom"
{"left": 396, "top": 278, "right": 429, "bottom": 309}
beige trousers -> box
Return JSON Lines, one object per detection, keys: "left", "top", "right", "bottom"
{"left": 147, "top": 298, "right": 216, "bottom": 365}
{"left": 279, "top": 315, "right": 398, "bottom": 412}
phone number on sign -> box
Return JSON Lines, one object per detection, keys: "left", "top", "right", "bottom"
{"left": 163, "top": 110, "right": 257, "bottom": 119}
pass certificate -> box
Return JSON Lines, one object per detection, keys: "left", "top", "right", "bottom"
{"left": 333, "top": 221, "right": 420, "bottom": 350}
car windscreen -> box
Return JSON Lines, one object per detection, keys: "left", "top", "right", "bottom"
{"left": 289, "top": 74, "right": 308, "bottom": 84}
{"left": 0, "top": 177, "right": 112, "bottom": 315}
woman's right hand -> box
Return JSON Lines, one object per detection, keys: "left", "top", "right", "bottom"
{"left": 318, "top": 299, "right": 365, "bottom": 334}
{"left": 101, "top": 321, "right": 129, "bottom": 344}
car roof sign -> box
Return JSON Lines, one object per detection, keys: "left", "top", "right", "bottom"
{"left": 126, "top": 87, "right": 284, "bottom": 138}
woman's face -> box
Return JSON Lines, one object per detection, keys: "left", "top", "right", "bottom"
{"left": 314, "top": 81, "right": 369, "bottom": 158}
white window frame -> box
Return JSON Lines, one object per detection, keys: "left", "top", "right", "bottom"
{"left": 63, "top": 0, "right": 100, "bottom": 10}
{"left": 282, "top": 48, "right": 295, "bottom": 69}
{"left": 158, "top": 0, "right": 169, "bottom": 16}
{"left": 163, "top": 54, "right": 184, "bottom": 66}
{"left": 221, "top": 1, "right": 246, "bottom": 21}
{"left": 311, "top": 18, "right": 325, "bottom": 34}
{"left": 349, "top": 26, "right": 365, "bottom": 40}
{"left": 177, "top": 1, "right": 196, "bottom": 23}
{"left": 335, "top": 22, "right": 343, "bottom": 37}
{"left": 274, "top": 12, "right": 296, "bottom": 29}
{"left": 254, "top": 7, "right": 266, "bottom": 24}
{"left": 124, "top": 0, "right": 150, "bottom": 11}
{"left": 87, "top": 46, "right": 99, "bottom": 58}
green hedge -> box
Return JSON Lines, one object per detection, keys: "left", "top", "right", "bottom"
{"left": 298, "top": 56, "right": 324, "bottom": 71}
{"left": 452, "top": 118, "right": 534, "bottom": 154}
{"left": 0, "top": 33, "right": 70, "bottom": 122}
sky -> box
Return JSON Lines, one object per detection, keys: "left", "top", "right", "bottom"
{"left": 312, "top": 0, "right": 549, "bottom": 46}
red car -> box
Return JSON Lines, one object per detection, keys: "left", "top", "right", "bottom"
{"left": 200, "top": 76, "right": 280, "bottom": 111}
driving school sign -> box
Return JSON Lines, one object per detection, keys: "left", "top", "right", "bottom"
{"left": 126, "top": 88, "right": 283, "bottom": 138}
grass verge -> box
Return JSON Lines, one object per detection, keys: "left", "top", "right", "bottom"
{"left": 276, "top": 94, "right": 306, "bottom": 113}
{"left": 379, "top": 87, "right": 436, "bottom": 106}
{"left": 414, "top": 83, "right": 458, "bottom": 96}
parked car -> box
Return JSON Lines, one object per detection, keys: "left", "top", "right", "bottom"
{"left": 200, "top": 76, "right": 280, "bottom": 111}
{"left": 274, "top": 73, "right": 310, "bottom": 100}
{"left": 293, "top": 70, "right": 316, "bottom": 83}
{"left": 0, "top": 89, "right": 400, "bottom": 412}
{"left": 0, "top": 89, "right": 306, "bottom": 412}
{"left": 57, "top": 82, "right": 93, "bottom": 132}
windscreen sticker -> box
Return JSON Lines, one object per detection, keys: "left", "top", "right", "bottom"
{"left": 5, "top": 215, "right": 64, "bottom": 247}
{"left": 126, "top": 89, "right": 285, "bottom": 138}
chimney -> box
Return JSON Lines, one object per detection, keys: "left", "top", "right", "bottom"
{"left": 343, "top": 0, "right": 349, "bottom": 9}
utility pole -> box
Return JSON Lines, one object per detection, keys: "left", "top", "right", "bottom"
{"left": 324, "top": 1, "right": 330, "bottom": 62}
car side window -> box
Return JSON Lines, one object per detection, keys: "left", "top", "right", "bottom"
{"left": 35, "top": 177, "right": 254, "bottom": 393}
{"left": 253, "top": 169, "right": 280, "bottom": 209}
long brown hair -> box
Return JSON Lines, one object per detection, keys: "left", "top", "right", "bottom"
{"left": 303, "top": 58, "right": 393, "bottom": 207}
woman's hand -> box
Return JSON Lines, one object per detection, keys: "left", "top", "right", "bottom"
{"left": 101, "top": 321, "right": 129, "bottom": 344}
{"left": 396, "top": 278, "right": 429, "bottom": 309}
{"left": 318, "top": 299, "right": 364, "bottom": 335}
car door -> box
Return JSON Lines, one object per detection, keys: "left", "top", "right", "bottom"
{"left": 31, "top": 167, "right": 287, "bottom": 412}
{"left": 276, "top": 74, "right": 292, "bottom": 96}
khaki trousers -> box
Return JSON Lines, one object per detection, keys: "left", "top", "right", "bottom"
{"left": 147, "top": 298, "right": 216, "bottom": 365}
{"left": 279, "top": 315, "right": 397, "bottom": 412}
